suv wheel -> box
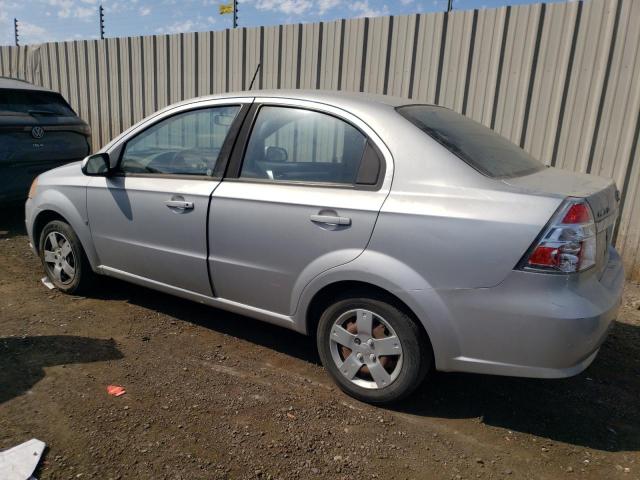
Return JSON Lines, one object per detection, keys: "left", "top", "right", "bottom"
{"left": 317, "top": 294, "right": 431, "bottom": 404}
{"left": 39, "top": 220, "right": 93, "bottom": 294}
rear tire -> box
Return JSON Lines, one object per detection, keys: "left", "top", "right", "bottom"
{"left": 317, "top": 294, "right": 431, "bottom": 404}
{"left": 39, "top": 220, "right": 94, "bottom": 295}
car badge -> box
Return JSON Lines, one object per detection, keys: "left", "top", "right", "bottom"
{"left": 31, "top": 126, "right": 45, "bottom": 139}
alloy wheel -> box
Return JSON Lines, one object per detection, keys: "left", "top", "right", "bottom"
{"left": 329, "top": 308, "right": 403, "bottom": 389}
{"left": 43, "top": 231, "right": 76, "bottom": 286}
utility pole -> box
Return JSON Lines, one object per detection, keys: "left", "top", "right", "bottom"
{"left": 99, "top": 4, "right": 105, "bottom": 39}
{"left": 219, "top": 1, "right": 238, "bottom": 29}
{"left": 447, "top": 0, "right": 453, "bottom": 12}
{"left": 14, "top": 18, "right": 19, "bottom": 46}
{"left": 233, "top": 0, "right": 238, "bottom": 29}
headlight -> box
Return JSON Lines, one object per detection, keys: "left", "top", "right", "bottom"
{"left": 28, "top": 177, "right": 39, "bottom": 199}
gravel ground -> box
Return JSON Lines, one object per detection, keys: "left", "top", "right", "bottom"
{"left": 1, "top": 206, "right": 639, "bottom": 480}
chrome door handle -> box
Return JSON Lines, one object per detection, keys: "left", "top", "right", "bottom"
{"left": 165, "top": 200, "right": 194, "bottom": 210}
{"left": 310, "top": 214, "right": 351, "bottom": 226}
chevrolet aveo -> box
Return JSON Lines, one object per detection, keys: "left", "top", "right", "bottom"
{"left": 25, "top": 91, "right": 624, "bottom": 404}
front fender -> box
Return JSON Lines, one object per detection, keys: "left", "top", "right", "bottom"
{"left": 292, "top": 249, "right": 462, "bottom": 371}
{"left": 29, "top": 185, "right": 99, "bottom": 270}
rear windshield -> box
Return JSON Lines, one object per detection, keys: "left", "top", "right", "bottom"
{"left": 397, "top": 105, "right": 544, "bottom": 178}
{"left": 0, "top": 90, "right": 75, "bottom": 116}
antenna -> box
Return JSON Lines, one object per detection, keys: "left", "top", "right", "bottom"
{"left": 248, "top": 63, "right": 261, "bottom": 90}
{"left": 99, "top": 5, "right": 105, "bottom": 39}
{"left": 14, "top": 18, "right": 19, "bottom": 46}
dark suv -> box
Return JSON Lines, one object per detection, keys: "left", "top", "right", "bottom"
{"left": 0, "top": 77, "right": 91, "bottom": 203}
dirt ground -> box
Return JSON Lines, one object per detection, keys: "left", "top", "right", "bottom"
{"left": 1, "top": 205, "right": 639, "bottom": 480}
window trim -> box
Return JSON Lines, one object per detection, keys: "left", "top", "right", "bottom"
{"left": 112, "top": 102, "right": 250, "bottom": 180}
{"left": 225, "top": 102, "right": 386, "bottom": 191}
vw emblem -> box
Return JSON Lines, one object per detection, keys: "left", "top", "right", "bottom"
{"left": 31, "top": 126, "right": 45, "bottom": 139}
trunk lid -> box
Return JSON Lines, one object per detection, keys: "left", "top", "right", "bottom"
{"left": 503, "top": 167, "right": 618, "bottom": 275}
{"left": 0, "top": 114, "right": 91, "bottom": 200}
{"left": 0, "top": 88, "right": 91, "bottom": 166}
{"left": 0, "top": 114, "right": 91, "bottom": 163}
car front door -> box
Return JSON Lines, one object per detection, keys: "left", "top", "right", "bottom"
{"left": 87, "top": 100, "right": 250, "bottom": 297}
{"left": 209, "top": 100, "right": 393, "bottom": 315}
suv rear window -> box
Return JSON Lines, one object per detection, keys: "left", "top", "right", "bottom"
{"left": 0, "top": 90, "right": 75, "bottom": 116}
{"left": 397, "top": 105, "right": 544, "bottom": 178}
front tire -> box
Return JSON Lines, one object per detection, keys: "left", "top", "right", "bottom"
{"left": 39, "top": 220, "right": 93, "bottom": 294}
{"left": 317, "top": 294, "right": 431, "bottom": 404}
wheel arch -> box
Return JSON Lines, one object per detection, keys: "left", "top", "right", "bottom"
{"left": 32, "top": 210, "right": 70, "bottom": 253}
{"left": 31, "top": 205, "right": 99, "bottom": 270}
{"left": 294, "top": 248, "right": 461, "bottom": 371}
{"left": 304, "top": 280, "right": 435, "bottom": 363}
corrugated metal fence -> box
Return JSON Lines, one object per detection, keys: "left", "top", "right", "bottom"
{"left": 1, "top": 0, "right": 639, "bottom": 281}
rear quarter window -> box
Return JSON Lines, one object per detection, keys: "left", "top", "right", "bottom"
{"left": 397, "top": 105, "right": 544, "bottom": 178}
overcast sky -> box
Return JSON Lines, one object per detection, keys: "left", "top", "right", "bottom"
{"left": 1, "top": 0, "right": 568, "bottom": 46}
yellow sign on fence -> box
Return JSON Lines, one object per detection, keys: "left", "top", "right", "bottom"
{"left": 219, "top": 3, "right": 233, "bottom": 14}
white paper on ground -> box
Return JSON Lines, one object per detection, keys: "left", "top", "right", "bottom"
{"left": 0, "top": 439, "right": 46, "bottom": 480}
{"left": 40, "top": 277, "right": 55, "bottom": 290}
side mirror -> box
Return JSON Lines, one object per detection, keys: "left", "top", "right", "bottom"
{"left": 81, "top": 153, "right": 112, "bottom": 176}
{"left": 265, "top": 146, "right": 288, "bottom": 163}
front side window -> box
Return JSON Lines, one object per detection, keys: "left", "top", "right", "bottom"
{"left": 120, "top": 105, "right": 240, "bottom": 176}
{"left": 240, "top": 106, "right": 367, "bottom": 184}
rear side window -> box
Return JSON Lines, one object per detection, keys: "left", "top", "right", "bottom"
{"left": 240, "top": 106, "right": 368, "bottom": 185}
{"left": 0, "top": 90, "right": 75, "bottom": 116}
{"left": 397, "top": 105, "right": 544, "bottom": 178}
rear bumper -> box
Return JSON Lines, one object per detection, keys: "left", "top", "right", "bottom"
{"left": 438, "top": 246, "right": 624, "bottom": 378}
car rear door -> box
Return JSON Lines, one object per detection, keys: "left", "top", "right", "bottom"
{"left": 87, "top": 99, "right": 251, "bottom": 296}
{"left": 209, "top": 99, "right": 393, "bottom": 315}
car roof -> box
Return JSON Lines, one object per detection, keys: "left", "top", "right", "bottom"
{"left": 171, "top": 89, "right": 422, "bottom": 112}
{"left": 103, "top": 89, "right": 439, "bottom": 152}
{"left": 0, "top": 77, "right": 54, "bottom": 93}
{"left": 246, "top": 89, "right": 412, "bottom": 107}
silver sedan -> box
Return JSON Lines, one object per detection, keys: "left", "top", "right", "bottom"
{"left": 25, "top": 91, "right": 624, "bottom": 404}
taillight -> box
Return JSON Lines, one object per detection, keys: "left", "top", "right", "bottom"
{"left": 520, "top": 198, "right": 596, "bottom": 273}
{"left": 561, "top": 202, "right": 591, "bottom": 224}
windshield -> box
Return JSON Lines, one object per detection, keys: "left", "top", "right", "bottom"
{"left": 0, "top": 90, "right": 75, "bottom": 116}
{"left": 397, "top": 105, "right": 545, "bottom": 178}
